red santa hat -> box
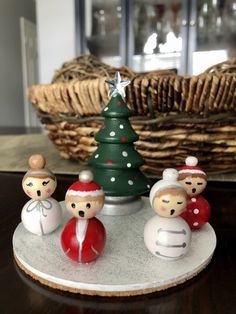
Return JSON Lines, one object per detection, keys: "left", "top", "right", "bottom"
{"left": 66, "top": 170, "right": 104, "bottom": 198}
{"left": 178, "top": 156, "right": 206, "bottom": 176}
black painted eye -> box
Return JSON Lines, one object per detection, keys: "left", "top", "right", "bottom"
{"left": 185, "top": 182, "right": 192, "bottom": 185}
{"left": 197, "top": 182, "right": 203, "bottom": 185}
{"left": 177, "top": 201, "right": 183, "bottom": 204}
{"left": 71, "top": 203, "right": 76, "bottom": 208}
{"left": 162, "top": 199, "right": 169, "bottom": 203}
{"left": 26, "top": 182, "right": 33, "bottom": 187}
{"left": 86, "top": 203, "right": 91, "bottom": 209}
{"left": 42, "top": 180, "right": 50, "bottom": 186}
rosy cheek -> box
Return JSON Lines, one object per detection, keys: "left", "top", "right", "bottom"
{"left": 67, "top": 206, "right": 73, "bottom": 213}
{"left": 26, "top": 190, "right": 32, "bottom": 196}
{"left": 46, "top": 188, "right": 52, "bottom": 194}
{"left": 160, "top": 206, "right": 167, "bottom": 212}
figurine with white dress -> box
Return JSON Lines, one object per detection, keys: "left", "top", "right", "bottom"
{"left": 21, "top": 154, "right": 62, "bottom": 236}
{"left": 144, "top": 168, "right": 191, "bottom": 260}
{"left": 61, "top": 170, "right": 106, "bottom": 263}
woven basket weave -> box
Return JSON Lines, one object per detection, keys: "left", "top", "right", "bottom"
{"left": 28, "top": 56, "right": 236, "bottom": 175}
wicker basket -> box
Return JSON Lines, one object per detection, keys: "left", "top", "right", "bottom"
{"left": 28, "top": 56, "right": 236, "bottom": 175}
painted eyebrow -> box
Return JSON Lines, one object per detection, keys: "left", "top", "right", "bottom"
{"left": 162, "top": 199, "right": 169, "bottom": 203}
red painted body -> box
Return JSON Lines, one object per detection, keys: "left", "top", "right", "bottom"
{"left": 181, "top": 195, "right": 211, "bottom": 230}
{"left": 61, "top": 217, "right": 106, "bottom": 263}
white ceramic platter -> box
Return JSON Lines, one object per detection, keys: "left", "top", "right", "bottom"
{"left": 13, "top": 197, "right": 217, "bottom": 296}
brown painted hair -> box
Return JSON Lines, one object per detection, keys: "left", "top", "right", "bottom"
{"left": 23, "top": 171, "right": 55, "bottom": 182}
{"left": 178, "top": 173, "right": 206, "bottom": 181}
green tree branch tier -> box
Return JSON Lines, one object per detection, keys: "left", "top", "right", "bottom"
{"left": 90, "top": 168, "right": 150, "bottom": 197}
{"left": 89, "top": 93, "right": 150, "bottom": 197}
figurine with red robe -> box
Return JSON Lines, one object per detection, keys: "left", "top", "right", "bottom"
{"left": 61, "top": 170, "right": 106, "bottom": 263}
{"left": 178, "top": 156, "right": 211, "bottom": 230}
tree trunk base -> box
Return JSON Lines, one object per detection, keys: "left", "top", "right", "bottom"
{"left": 101, "top": 195, "right": 143, "bottom": 216}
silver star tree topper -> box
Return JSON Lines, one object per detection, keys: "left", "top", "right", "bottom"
{"left": 105, "top": 71, "right": 130, "bottom": 98}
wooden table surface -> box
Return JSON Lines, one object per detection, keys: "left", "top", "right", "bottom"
{"left": 1, "top": 171, "right": 236, "bottom": 314}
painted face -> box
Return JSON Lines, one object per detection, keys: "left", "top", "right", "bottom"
{"left": 65, "top": 195, "right": 104, "bottom": 219}
{"left": 179, "top": 176, "right": 207, "bottom": 196}
{"left": 153, "top": 190, "right": 187, "bottom": 218}
{"left": 22, "top": 177, "right": 56, "bottom": 200}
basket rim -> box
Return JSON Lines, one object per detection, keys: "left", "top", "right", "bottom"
{"left": 28, "top": 71, "right": 236, "bottom": 90}
{"left": 37, "top": 110, "right": 236, "bottom": 125}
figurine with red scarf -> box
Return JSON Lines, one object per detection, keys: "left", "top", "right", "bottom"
{"left": 178, "top": 156, "right": 211, "bottom": 230}
{"left": 61, "top": 170, "right": 106, "bottom": 263}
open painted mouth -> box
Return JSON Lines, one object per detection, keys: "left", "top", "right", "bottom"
{"left": 37, "top": 190, "right": 41, "bottom": 197}
{"left": 170, "top": 209, "right": 175, "bottom": 216}
{"left": 78, "top": 211, "right": 85, "bottom": 218}
{"left": 192, "top": 188, "right": 196, "bottom": 194}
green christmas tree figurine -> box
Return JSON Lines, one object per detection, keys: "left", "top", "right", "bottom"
{"left": 89, "top": 72, "right": 150, "bottom": 206}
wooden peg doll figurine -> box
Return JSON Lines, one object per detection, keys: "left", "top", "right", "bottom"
{"left": 61, "top": 170, "right": 106, "bottom": 263}
{"left": 21, "top": 154, "right": 62, "bottom": 236}
{"left": 178, "top": 156, "right": 211, "bottom": 230}
{"left": 144, "top": 169, "right": 191, "bottom": 260}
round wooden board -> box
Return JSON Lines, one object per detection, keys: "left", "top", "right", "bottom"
{"left": 13, "top": 197, "right": 217, "bottom": 297}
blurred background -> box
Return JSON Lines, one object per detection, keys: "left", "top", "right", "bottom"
{"left": 0, "top": 0, "right": 236, "bottom": 128}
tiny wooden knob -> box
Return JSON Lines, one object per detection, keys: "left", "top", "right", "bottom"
{"left": 28, "top": 154, "right": 46, "bottom": 170}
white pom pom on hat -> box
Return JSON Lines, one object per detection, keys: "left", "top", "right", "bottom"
{"left": 79, "top": 170, "right": 94, "bottom": 183}
{"left": 162, "top": 168, "right": 179, "bottom": 181}
{"left": 149, "top": 168, "right": 185, "bottom": 206}
{"left": 185, "top": 156, "right": 198, "bottom": 167}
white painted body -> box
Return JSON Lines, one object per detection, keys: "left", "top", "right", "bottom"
{"left": 21, "top": 197, "right": 62, "bottom": 236}
{"left": 144, "top": 215, "right": 191, "bottom": 260}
